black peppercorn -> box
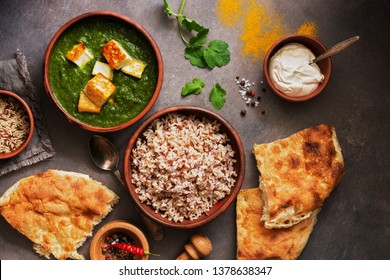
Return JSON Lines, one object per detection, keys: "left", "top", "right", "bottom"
{"left": 240, "top": 109, "right": 246, "bottom": 116}
{"left": 102, "top": 232, "right": 136, "bottom": 260}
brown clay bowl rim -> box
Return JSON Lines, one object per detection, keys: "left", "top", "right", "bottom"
{"left": 123, "top": 105, "right": 246, "bottom": 229}
{"left": 43, "top": 11, "right": 163, "bottom": 132}
{"left": 263, "top": 34, "right": 332, "bottom": 102}
{"left": 0, "top": 90, "right": 35, "bottom": 159}
{"left": 89, "top": 220, "right": 149, "bottom": 260}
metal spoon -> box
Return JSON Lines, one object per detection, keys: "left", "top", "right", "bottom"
{"left": 310, "top": 35, "right": 360, "bottom": 64}
{"left": 89, "top": 135, "right": 165, "bottom": 241}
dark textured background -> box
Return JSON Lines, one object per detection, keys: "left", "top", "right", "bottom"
{"left": 0, "top": 0, "right": 389, "bottom": 260}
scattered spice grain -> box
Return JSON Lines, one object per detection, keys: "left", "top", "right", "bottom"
{"left": 235, "top": 76, "right": 264, "bottom": 115}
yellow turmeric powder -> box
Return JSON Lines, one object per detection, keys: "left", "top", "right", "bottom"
{"left": 297, "top": 21, "right": 318, "bottom": 37}
{"left": 216, "top": 0, "right": 318, "bottom": 59}
{"left": 240, "top": 1, "right": 289, "bottom": 59}
{"left": 215, "top": 0, "right": 243, "bottom": 28}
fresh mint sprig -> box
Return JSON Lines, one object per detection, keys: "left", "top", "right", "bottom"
{"left": 163, "top": 0, "right": 231, "bottom": 69}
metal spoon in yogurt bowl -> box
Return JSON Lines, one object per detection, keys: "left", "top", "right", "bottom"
{"left": 310, "top": 35, "right": 360, "bottom": 64}
{"left": 89, "top": 135, "right": 165, "bottom": 241}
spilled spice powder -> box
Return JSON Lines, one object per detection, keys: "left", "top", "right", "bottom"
{"left": 216, "top": 0, "right": 318, "bottom": 60}
{"left": 297, "top": 21, "right": 318, "bottom": 37}
{"left": 215, "top": 0, "right": 243, "bottom": 28}
{"left": 240, "top": 1, "right": 289, "bottom": 60}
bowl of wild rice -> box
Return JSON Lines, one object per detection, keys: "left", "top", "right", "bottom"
{"left": 123, "top": 105, "right": 245, "bottom": 229}
{"left": 0, "top": 90, "right": 34, "bottom": 159}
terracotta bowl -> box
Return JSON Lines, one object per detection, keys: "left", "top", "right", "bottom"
{"left": 43, "top": 11, "right": 163, "bottom": 132}
{"left": 263, "top": 34, "right": 332, "bottom": 102}
{"left": 0, "top": 90, "right": 34, "bottom": 159}
{"left": 90, "top": 220, "right": 150, "bottom": 260}
{"left": 123, "top": 105, "right": 246, "bottom": 229}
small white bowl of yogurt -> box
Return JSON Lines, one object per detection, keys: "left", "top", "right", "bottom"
{"left": 263, "top": 35, "right": 332, "bottom": 102}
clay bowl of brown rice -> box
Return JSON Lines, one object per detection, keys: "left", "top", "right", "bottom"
{"left": 123, "top": 105, "right": 245, "bottom": 229}
{"left": 0, "top": 90, "right": 34, "bottom": 159}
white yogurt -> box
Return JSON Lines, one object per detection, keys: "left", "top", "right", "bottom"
{"left": 269, "top": 43, "right": 324, "bottom": 97}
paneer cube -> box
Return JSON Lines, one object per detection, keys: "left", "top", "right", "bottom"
{"left": 66, "top": 42, "right": 94, "bottom": 67}
{"left": 121, "top": 58, "right": 147, "bottom": 79}
{"left": 101, "top": 40, "right": 132, "bottom": 70}
{"left": 78, "top": 91, "right": 101, "bottom": 113}
{"left": 84, "top": 73, "right": 116, "bottom": 107}
{"left": 92, "top": 61, "right": 114, "bottom": 80}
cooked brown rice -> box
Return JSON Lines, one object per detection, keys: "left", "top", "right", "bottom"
{"left": 0, "top": 96, "right": 30, "bottom": 153}
{"left": 131, "top": 113, "right": 237, "bottom": 222}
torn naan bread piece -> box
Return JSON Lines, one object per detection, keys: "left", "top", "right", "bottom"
{"left": 0, "top": 169, "right": 119, "bottom": 260}
{"left": 253, "top": 124, "right": 344, "bottom": 229}
{"left": 236, "top": 188, "right": 318, "bottom": 260}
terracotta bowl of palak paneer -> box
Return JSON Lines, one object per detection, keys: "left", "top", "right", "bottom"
{"left": 44, "top": 11, "right": 163, "bottom": 132}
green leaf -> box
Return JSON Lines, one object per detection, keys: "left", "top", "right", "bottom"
{"left": 181, "top": 78, "right": 206, "bottom": 96}
{"left": 163, "top": 0, "right": 175, "bottom": 16}
{"left": 181, "top": 17, "right": 206, "bottom": 32}
{"left": 184, "top": 47, "right": 207, "bottom": 68}
{"left": 192, "top": 78, "right": 206, "bottom": 87}
{"left": 209, "top": 83, "right": 226, "bottom": 110}
{"left": 203, "top": 40, "right": 231, "bottom": 69}
{"left": 188, "top": 28, "right": 209, "bottom": 47}
{"left": 162, "top": 1, "right": 230, "bottom": 69}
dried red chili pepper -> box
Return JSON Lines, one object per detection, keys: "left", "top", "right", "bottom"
{"left": 102, "top": 243, "right": 159, "bottom": 257}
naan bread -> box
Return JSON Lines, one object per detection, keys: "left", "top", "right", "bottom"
{"left": 0, "top": 169, "right": 119, "bottom": 260}
{"left": 253, "top": 124, "right": 344, "bottom": 229}
{"left": 236, "top": 188, "right": 318, "bottom": 260}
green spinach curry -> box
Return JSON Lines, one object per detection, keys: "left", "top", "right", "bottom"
{"left": 49, "top": 18, "right": 158, "bottom": 127}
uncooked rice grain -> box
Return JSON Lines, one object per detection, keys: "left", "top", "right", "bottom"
{"left": 131, "top": 113, "right": 237, "bottom": 222}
